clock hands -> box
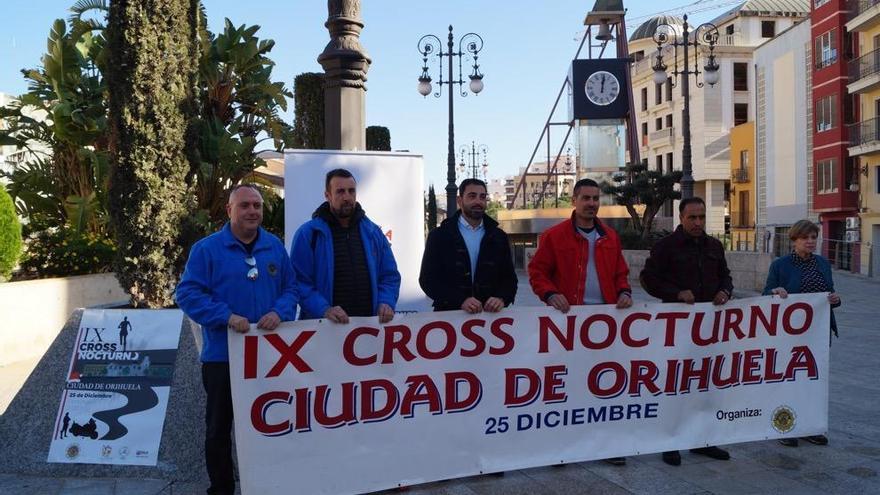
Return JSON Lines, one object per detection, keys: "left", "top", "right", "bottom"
{"left": 600, "top": 74, "right": 606, "bottom": 93}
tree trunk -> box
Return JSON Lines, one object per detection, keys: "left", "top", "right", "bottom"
{"left": 106, "top": 0, "right": 201, "bottom": 308}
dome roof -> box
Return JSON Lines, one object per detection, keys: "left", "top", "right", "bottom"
{"left": 629, "top": 15, "right": 685, "bottom": 43}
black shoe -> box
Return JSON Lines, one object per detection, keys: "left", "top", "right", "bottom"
{"left": 690, "top": 446, "right": 730, "bottom": 460}
{"left": 804, "top": 435, "right": 828, "bottom": 446}
{"left": 662, "top": 450, "right": 681, "bottom": 466}
{"left": 779, "top": 438, "right": 799, "bottom": 447}
{"left": 603, "top": 457, "right": 626, "bottom": 466}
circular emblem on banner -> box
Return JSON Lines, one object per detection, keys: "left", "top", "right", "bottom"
{"left": 772, "top": 405, "right": 796, "bottom": 433}
{"left": 66, "top": 444, "right": 80, "bottom": 459}
{"left": 119, "top": 446, "right": 129, "bottom": 459}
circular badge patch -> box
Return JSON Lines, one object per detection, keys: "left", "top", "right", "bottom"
{"left": 772, "top": 405, "right": 796, "bottom": 434}
{"left": 66, "top": 444, "right": 80, "bottom": 459}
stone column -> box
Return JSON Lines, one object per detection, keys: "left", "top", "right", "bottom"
{"left": 318, "top": 0, "right": 371, "bottom": 151}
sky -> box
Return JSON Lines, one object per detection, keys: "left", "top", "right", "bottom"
{"left": 1, "top": 0, "right": 737, "bottom": 190}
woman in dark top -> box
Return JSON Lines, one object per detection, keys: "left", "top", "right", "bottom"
{"left": 763, "top": 219, "right": 841, "bottom": 448}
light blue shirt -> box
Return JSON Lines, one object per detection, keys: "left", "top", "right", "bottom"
{"left": 578, "top": 227, "right": 604, "bottom": 305}
{"left": 458, "top": 215, "right": 485, "bottom": 282}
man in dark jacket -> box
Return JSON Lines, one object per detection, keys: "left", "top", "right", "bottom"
{"left": 420, "top": 178, "right": 517, "bottom": 312}
{"left": 290, "top": 169, "right": 400, "bottom": 323}
{"left": 640, "top": 196, "right": 733, "bottom": 466}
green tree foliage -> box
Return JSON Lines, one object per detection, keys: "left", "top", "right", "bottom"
{"left": 486, "top": 200, "right": 505, "bottom": 220}
{"left": 292, "top": 72, "right": 325, "bottom": 149}
{"left": 191, "top": 18, "right": 295, "bottom": 230}
{"left": 366, "top": 126, "right": 390, "bottom": 151}
{"left": 0, "top": 186, "right": 23, "bottom": 280}
{"left": 426, "top": 185, "right": 437, "bottom": 233}
{"left": 105, "top": 0, "right": 201, "bottom": 307}
{"left": 601, "top": 162, "right": 682, "bottom": 242}
{"left": 1, "top": 1, "right": 295, "bottom": 284}
{"left": 0, "top": 16, "right": 108, "bottom": 235}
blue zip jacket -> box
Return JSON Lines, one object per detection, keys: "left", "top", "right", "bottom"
{"left": 176, "top": 223, "right": 298, "bottom": 362}
{"left": 290, "top": 203, "right": 401, "bottom": 320}
{"left": 762, "top": 253, "right": 839, "bottom": 336}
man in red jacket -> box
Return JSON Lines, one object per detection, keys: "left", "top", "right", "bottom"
{"left": 529, "top": 178, "right": 633, "bottom": 313}
{"left": 528, "top": 178, "right": 633, "bottom": 466}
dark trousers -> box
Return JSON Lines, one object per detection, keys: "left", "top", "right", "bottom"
{"left": 202, "top": 362, "right": 235, "bottom": 495}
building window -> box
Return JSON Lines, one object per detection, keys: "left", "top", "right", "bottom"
{"left": 641, "top": 87, "right": 648, "bottom": 111}
{"left": 726, "top": 25, "right": 734, "bottom": 35}
{"left": 633, "top": 50, "right": 645, "bottom": 62}
{"left": 734, "top": 103, "right": 748, "bottom": 125}
{"left": 656, "top": 154, "right": 663, "bottom": 172}
{"left": 814, "top": 0, "right": 830, "bottom": 7}
{"left": 733, "top": 63, "right": 748, "bottom": 91}
{"left": 666, "top": 152, "right": 673, "bottom": 172}
{"left": 641, "top": 122, "right": 648, "bottom": 145}
{"left": 761, "top": 21, "right": 775, "bottom": 38}
{"left": 656, "top": 117, "right": 662, "bottom": 130}
{"left": 876, "top": 166, "right": 880, "bottom": 194}
{"left": 740, "top": 149, "right": 749, "bottom": 172}
{"left": 817, "top": 158, "right": 838, "bottom": 194}
{"left": 665, "top": 114, "right": 673, "bottom": 127}
{"left": 816, "top": 95, "right": 837, "bottom": 132}
{"left": 655, "top": 82, "right": 663, "bottom": 105}
{"left": 666, "top": 77, "right": 673, "bottom": 101}
{"left": 815, "top": 29, "right": 838, "bottom": 69}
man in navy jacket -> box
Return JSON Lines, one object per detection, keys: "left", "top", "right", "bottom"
{"left": 177, "top": 184, "right": 297, "bottom": 495}
{"left": 290, "top": 168, "right": 400, "bottom": 323}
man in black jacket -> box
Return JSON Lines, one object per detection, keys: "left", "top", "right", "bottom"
{"left": 419, "top": 178, "right": 517, "bottom": 313}
{"left": 640, "top": 196, "right": 733, "bottom": 467}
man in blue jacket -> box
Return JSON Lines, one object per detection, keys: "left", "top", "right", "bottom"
{"left": 291, "top": 168, "right": 400, "bottom": 323}
{"left": 176, "top": 184, "right": 297, "bottom": 495}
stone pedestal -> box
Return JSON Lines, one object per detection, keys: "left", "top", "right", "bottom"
{"left": 318, "top": 0, "right": 371, "bottom": 151}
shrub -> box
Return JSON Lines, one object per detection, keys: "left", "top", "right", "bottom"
{"left": 18, "top": 229, "right": 115, "bottom": 279}
{"left": 0, "top": 187, "right": 23, "bottom": 279}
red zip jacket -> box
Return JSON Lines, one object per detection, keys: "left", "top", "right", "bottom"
{"left": 528, "top": 214, "right": 631, "bottom": 305}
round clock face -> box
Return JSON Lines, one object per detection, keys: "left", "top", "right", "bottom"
{"left": 585, "top": 70, "right": 620, "bottom": 106}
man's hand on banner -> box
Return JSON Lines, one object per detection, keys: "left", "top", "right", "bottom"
{"left": 257, "top": 311, "right": 281, "bottom": 331}
{"left": 461, "top": 297, "right": 483, "bottom": 314}
{"left": 616, "top": 293, "right": 633, "bottom": 309}
{"left": 484, "top": 297, "right": 505, "bottom": 313}
{"left": 324, "top": 306, "right": 350, "bottom": 324}
{"left": 771, "top": 287, "right": 789, "bottom": 298}
{"left": 828, "top": 292, "right": 840, "bottom": 305}
{"left": 713, "top": 290, "right": 730, "bottom": 305}
{"left": 228, "top": 314, "right": 251, "bottom": 333}
{"left": 677, "top": 290, "right": 696, "bottom": 304}
{"left": 378, "top": 303, "right": 395, "bottom": 323}
{"left": 547, "top": 294, "right": 570, "bottom": 313}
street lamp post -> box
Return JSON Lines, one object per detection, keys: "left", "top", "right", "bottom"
{"left": 418, "top": 26, "right": 485, "bottom": 214}
{"left": 458, "top": 141, "right": 489, "bottom": 180}
{"left": 651, "top": 14, "right": 720, "bottom": 199}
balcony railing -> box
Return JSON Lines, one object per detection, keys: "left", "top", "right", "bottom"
{"left": 732, "top": 168, "right": 749, "bottom": 183}
{"left": 649, "top": 127, "right": 674, "bottom": 142}
{"left": 848, "top": 47, "right": 880, "bottom": 83}
{"left": 848, "top": 116, "right": 880, "bottom": 147}
{"left": 729, "top": 211, "right": 755, "bottom": 229}
{"left": 848, "top": 0, "right": 880, "bottom": 20}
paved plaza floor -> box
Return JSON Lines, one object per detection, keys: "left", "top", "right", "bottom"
{"left": 1, "top": 270, "right": 878, "bottom": 494}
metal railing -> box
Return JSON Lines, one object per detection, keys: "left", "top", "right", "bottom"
{"left": 823, "top": 238, "right": 861, "bottom": 273}
{"left": 649, "top": 127, "right": 674, "bottom": 142}
{"left": 848, "top": 116, "right": 880, "bottom": 147}
{"left": 729, "top": 211, "right": 755, "bottom": 229}
{"left": 732, "top": 168, "right": 749, "bottom": 183}
{"left": 848, "top": 47, "right": 880, "bottom": 83}
{"left": 848, "top": 0, "right": 880, "bottom": 20}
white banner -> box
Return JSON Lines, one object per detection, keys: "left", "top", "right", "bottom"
{"left": 48, "top": 309, "right": 183, "bottom": 465}
{"left": 283, "top": 150, "right": 430, "bottom": 312}
{"left": 229, "top": 294, "right": 830, "bottom": 495}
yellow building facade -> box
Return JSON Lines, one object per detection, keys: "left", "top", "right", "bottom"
{"left": 846, "top": 7, "right": 880, "bottom": 277}
{"left": 729, "top": 122, "right": 756, "bottom": 250}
